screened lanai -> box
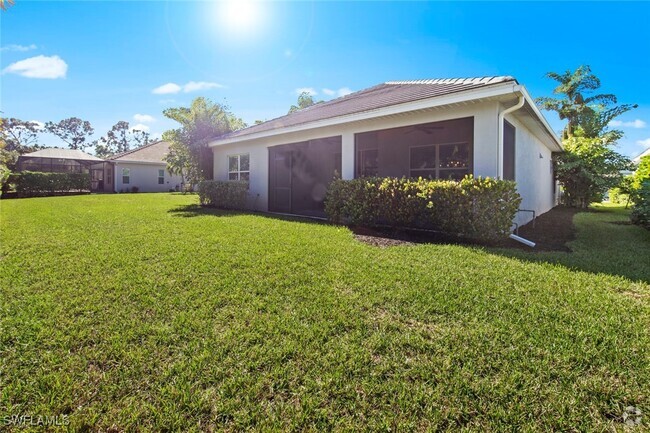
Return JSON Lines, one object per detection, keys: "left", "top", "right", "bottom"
{"left": 17, "top": 148, "right": 112, "bottom": 192}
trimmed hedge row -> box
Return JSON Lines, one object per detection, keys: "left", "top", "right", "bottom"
{"left": 324, "top": 176, "right": 522, "bottom": 241}
{"left": 8, "top": 171, "right": 91, "bottom": 197}
{"left": 198, "top": 180, "right": 248, "bottom": 210}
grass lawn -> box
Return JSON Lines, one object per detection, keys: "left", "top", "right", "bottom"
{"left": 1, "top": 193, "right": 649, "bottom": 431}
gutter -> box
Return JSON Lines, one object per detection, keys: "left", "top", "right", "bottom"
{"left": 496, "top": 93, "right": 525, "bottom": 179}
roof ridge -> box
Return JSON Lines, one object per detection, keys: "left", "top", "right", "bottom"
{"left": 110, "top": 140, "right": 165, "bottom": 160}
{"left": 385, "top": 76, "right": 515, "bottom": 86}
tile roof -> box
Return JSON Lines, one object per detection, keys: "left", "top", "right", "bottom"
{"left": 21, "top": 148, "right": 104, "bottom": 161}
{"left": 217, "top": 76, "right": 517, "bottom": 140}
{"left": 110, "top": 140, "right": 171, "bottom": 163}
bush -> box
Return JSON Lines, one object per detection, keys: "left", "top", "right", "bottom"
{"left": 8, "top": 171, "right": 90, "bottom": 197}
{"left": 131, "top": 186, "right": 139, "bottom": 193}
{"left": 630, "top": 180, "right": 650, "bottom": 229}
{"left": 324, "top": 176, "right": 522, "bottom": 241}
{"left": 197, "top": 180, "right": 248, "bottom": 210}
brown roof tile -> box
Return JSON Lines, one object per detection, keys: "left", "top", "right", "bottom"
{"left": 218, "top": 77, "right": 517, "bottom": 140}
{"left": 111, "top": 140, "right": 171, "bottom": 163}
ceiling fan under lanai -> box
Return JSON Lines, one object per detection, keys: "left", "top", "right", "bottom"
{"left": 405, "top": 124, "right": 444, "bottom": 135}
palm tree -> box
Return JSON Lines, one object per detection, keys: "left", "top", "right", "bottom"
{"left": 536, "top": 65, "right": 617, "bottom": 139}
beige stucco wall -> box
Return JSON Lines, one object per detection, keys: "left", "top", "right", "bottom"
{"left": 114, "top": 162, "right": 184, "bottom": 193}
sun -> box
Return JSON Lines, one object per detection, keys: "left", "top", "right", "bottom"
{"left": 219, "top": 0, "right": 263, "bottom": 37}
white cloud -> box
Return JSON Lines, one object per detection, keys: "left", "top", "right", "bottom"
{"left": 152, "top": 82, "right": 182, "bottom": 95}
{"left": 637, "top": 138, "right": 650, "bottom": 148}
{"left": 1, "top": 44, "right": 37, "bottom": 52}
{"left": 152, "top": 81, "right": 224, "bottom": 94}
{"left": 133, "top": 114, "right": 155, "bottom": 123}
{"left": 130, "top": 123, "right": 150, "bottom": 133}
{"left": 609, "top": 119, "right": 647, "bottom": 129}
{"left": 30, "top": 120, "right": 45, "bottom": 130}
{"left": 322, "top": 87, "right": 353, "bottom": 98}
{"left": 295, "top": 87, "right": 317, "bottom": 96}
{"left": 183, "top": 81, "right": 224, "bottom": 93}
{"left": 2, "top": 55, "right": 67, "bottom": 79}
{"left": 336, "top": 87, "right": 353, "bottom": 97}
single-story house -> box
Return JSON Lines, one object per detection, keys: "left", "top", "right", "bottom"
{"left": 16, "top": 148, "right": 112, "bottom": 192}
{"left": 16, "top": 141, "right": 184, "bottom": 194}
{"left": 208, "top": 76, "right": 562, "bottom": 226}
{"left": 110, "top": 141, "right": 184, "bottom": 193}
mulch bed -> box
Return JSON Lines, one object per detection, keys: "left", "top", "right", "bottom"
{"left": 352, "top": 206, "right": 580, "bottom": 252}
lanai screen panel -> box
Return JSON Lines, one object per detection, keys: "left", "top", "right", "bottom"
{"left": 355, "top": 117, "right": 474, "bottom": 180}
{"left": 269, "top": 136, "right": 342, "bottom": 216}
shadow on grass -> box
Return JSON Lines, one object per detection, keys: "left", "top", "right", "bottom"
{"left": 167, "top": 204, "right": 331, "bottom": 226}
{"left": 169, "top": 203, "right": 650, "bottom": 284}
{"left": 489, "top": 205, "right": 650, "bottom": 284}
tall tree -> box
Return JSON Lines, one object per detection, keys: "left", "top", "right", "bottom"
{"left": 162, "top": 97, "right": 246, "bottom": 184}
{"left": 95, "top": 121, "right": 151, "bottom": 158}
{"left": 288, "top": 92, "right": 321, "bottom": 114}
{"left": 537, "top": 65, "right": 635, "bottom": 208}
{"left": 45, "top": 117, "right": 94, "bottom": 151}
{"left": 0, "top": 116, "right": 43, "bottom": 193}
{"left": 553, "top": 134, "right": 631, "bottom": 208}
{"left": 535, "top": 65, "right": 635, "bottom": 139}
{"left": 0, "top": 117, "right": 42, "bottom": 153}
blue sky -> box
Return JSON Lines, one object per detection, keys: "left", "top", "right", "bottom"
{"left": 1, "top": 1, "right": 649, "bottom": 158}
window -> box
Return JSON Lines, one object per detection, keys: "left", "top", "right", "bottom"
{"left": 228, "top": 153, "right": 250, "bottom": 181}
{"left": 410, "top": 145, "right": 436, "bottom": 178}
{"left": 357, "top": 149, "right": 379, "bottom": 177}
{"left": 410, "top": 142, "right": 470, "bottom": 180}
{"left": 158, "top": 169, "right": 165, "bottom": 185}
{"left": 122, "top": 168, "right": 130, "bottom": 184}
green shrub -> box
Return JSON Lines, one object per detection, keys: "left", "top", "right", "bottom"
{"left": 630, "top": 180, "right": 650, "bottom": 229}
{"left": 197, "top": 180, "right": 248, "bottom": 210}
{"left": 324, "top": 176, "right": 521, "bottom": 241}
{"left": 8, "top": 171, "right": 90, "bottom": 197}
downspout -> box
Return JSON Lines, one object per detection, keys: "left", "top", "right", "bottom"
{"left": 497, "top": 93, "right": 525, "bottom": 179}
{"left": 497, "top": 92, "right": 535, "bottom": 247}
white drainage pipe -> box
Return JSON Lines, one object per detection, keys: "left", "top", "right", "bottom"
{"left": 509, "top": 233, "right": 536, "bottom": 248}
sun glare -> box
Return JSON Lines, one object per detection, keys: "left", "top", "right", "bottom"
{"left": 219, "top": 0, "right": 263, "bottom": 37}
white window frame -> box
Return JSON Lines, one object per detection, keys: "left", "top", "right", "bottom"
{"left": 228, "top": 153, "right": 250, "bottom": 181}
{"left": 158, "top": 169, "right": 165, "bottom": 185}
{"left": 122, "top": 168, "right": 130, "bottom": 185}
{"left": 409, "top": 141, "right": 471, "bottom": 179}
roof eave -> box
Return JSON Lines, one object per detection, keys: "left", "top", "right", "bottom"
{"left": 515, "top": 85, "right": 563, "bottom": 152}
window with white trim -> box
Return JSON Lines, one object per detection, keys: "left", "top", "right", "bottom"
{"left": 158, "top": 169, "right": 165, "bottom": 185}
{"left": 122, "top": 168, "right": 130, "bottom": 184}
{"left": 228, "top": 154, "right": 250, "bottom": 181}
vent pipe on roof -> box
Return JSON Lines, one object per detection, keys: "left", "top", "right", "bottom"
{"left": 497, "top": 94, "right": 525, "bottom": 179}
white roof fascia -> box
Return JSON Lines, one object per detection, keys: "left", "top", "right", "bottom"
{"left": 209, "top": 81, "right": 523, "bottom": 147}
{"left": 514, "top": 85, "right": 563, "bottom": 151}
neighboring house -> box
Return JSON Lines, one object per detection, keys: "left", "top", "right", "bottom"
{"left": 209, "top": 77, "right": 562, "bottom": 225}
{"left": 632, "top": 147, "right": 650, "bottom": 165}
{"left": 16, "top": 148, "right": 112, "bottom": 192}
{"left": 110, "top": 141, "right": 184, "bottom": 193}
